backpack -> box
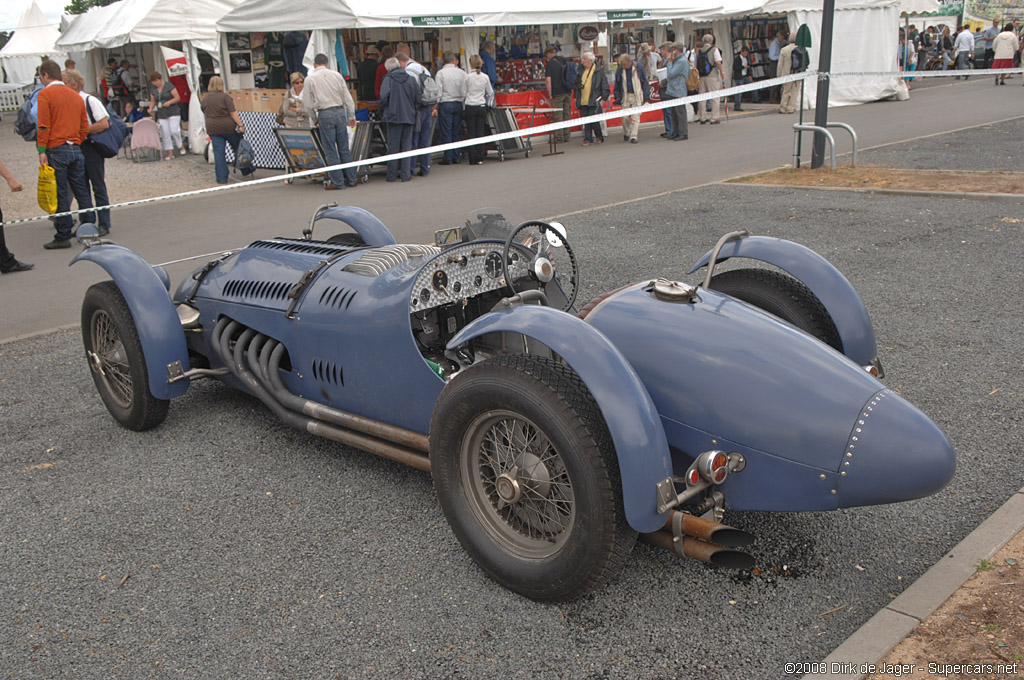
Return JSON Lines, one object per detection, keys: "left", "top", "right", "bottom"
{"left": 417, "top": 70, "right": 441, "bottom": 106}
{"left": 85, "top": 97, "right": 128, "bottom": 158}
{"left": 235, "top": 137, "right": 256, "bottom": 176}
{"left": 686, "top": 61, "right": 701, "bottom": 91}
{"left": 696, "top": 48, "right": 715, "bottom": 76}
{"left": 13, "top": 85, "right": 42, "bottom": 142}
{"left": 791, "top": 48, "right": 807, "bottom": 73}
{"left": 562, "top": 58, "right": 579, "bottom": 90}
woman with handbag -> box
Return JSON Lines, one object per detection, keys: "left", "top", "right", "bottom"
{"left": 279, "top": 73, "right": 310, "bottom": 127}
{"left": 201, "top": 76, "right": 246, "bottom": 185}
{"left": 463, "top": 55, "right": 494, "bottom": 166}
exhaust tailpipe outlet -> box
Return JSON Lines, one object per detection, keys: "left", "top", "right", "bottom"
{"left": 640, "top": 531, "right": 756, "bottom": 570}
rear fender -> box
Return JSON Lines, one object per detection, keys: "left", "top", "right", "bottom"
{"left": 71, "top": 245, "right": 190, "bottom": 400}
{"left": 447, "top": 306, "right": 671, "bottom": 533}
{"left": 687, "top": 235, "right": 877, "bottom": 365}
{"left": 317, "top": 206, "right": 397, "bottom": 246}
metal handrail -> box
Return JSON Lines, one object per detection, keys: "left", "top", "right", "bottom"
{"left": 793, "top": 122, "right": 858, "bottom": 170}
{"left": 825, "top": 122, "right": 858, "bottom": 166}
{"left": 793, "top": 124, "right": 836, "bottom": 171}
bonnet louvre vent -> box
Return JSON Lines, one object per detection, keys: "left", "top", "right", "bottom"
{"left": 249, "top": 239, "right": 352, "bottom": 257}
{"left": 318, "top": 286, "right": 358, "bottom": 310}
{"left": 311, "top": 358, "right": 344, "bottom": 386}
{"left": 344, "top": 244, "right": 441, "bottom": 277}
{"left": 223, "top": 279, "right": 292, "bottom": 301}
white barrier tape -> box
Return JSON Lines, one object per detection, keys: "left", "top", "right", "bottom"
{"left": 828, "top": 67, "right": 1024, "bottom": 79}
{"left": 2, "top": 71, "right": 812, "bottom": 230}
{"left": 3, "top": 66, "right": 1011, "bottom": 230}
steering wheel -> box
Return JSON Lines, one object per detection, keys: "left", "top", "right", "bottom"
{"left": 502, "top": 220, "right": 579, "bottom": 312}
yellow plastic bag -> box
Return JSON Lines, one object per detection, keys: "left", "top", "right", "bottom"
{"left": 37, "top": 165, "right": 57, "bottom": 214}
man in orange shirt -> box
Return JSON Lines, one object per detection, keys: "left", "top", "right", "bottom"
{"left": 35, "top": 59, "right": 93, "bottom": 249}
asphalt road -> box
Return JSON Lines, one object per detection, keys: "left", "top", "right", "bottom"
{"left": 1, "top": 74, "right": 1023, "bottom": 340}
{"left": 2, "top": 109, "right": 1023, "bottom": 677}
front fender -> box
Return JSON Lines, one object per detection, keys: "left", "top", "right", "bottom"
{"left": 72, "top": 245, "right": 190, "bottom": 400}
{"left": 447, "top": 306, "right": 671, "bottom": 533}
{"left": 687, "top": 235, "right": 877, "bottom": 365}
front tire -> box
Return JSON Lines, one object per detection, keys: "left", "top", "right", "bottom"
{"left": 82, "top": 282, "right": 169, "bottom": 431}
{"left": 430, "top": 354, "right": 635, "bottom": 601}
{"left": 710, "top": 268, "right": 842, "bottom": 351}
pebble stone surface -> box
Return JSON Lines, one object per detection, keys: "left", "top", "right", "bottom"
{"left": 1, "top": 120, "right": 1022, "bottom": 678}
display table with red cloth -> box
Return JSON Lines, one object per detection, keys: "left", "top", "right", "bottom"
{"left": 495, "top": 87, "right": 665, "bottom": 137}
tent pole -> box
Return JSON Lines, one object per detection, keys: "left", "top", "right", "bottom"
{"left": 811, "top": 0, "right": 836, "bottom": 169}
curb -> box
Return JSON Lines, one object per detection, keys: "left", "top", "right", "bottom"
{"left": 802, "top": 486, "right": 1024, "bottom": 680}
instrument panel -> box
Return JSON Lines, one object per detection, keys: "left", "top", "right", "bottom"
{"left": 409, "top": 241, "right": 524, "bottom": 312}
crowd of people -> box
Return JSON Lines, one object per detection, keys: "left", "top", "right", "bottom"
{"left": 900, "top": 20, "right": 1024, "bottom": 87}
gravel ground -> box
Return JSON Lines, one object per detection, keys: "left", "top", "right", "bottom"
{"left": 852, "top": 116, "right": 1024, "bottom": 172}
{"left": 1, "top": 121, "right": 1022, "bottom": 679}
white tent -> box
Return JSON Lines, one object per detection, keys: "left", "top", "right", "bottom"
{"left": 1, "top": 1, "right": 65, "bottom": 85}
{"left": 216, "top": 0, "right": 761, "bottom": 89}
{"left": 760, "top": 0, "right": 917, "bottom": 107}
{"left": 57, "top": 0, "right": 241, "bottom": 54}
{"left": 57, "top": 0, "right": 243, "bottom": 152}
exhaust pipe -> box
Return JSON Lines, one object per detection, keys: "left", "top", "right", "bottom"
{"left": 640, "top": 531, "right": 755, "bottom": 570}
{"left": 212, "top": 319, "right": 432, "bottom": 473}
{"left": 639, "top": 510, "right": 755, "bottom": 569}
{"left": 665, "top": 510, "right": 754, "bottom": 548}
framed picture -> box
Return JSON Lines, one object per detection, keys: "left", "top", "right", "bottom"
{"left": 227, "top": 33, "right": 250, "bottom": 50}
{"left": 274, "top": 127, "right": 326, "bottom": 171}
{"left": 230, "top": 52, "right": 252, "bottom": 74}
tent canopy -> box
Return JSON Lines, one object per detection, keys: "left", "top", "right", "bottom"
{"left": 217, "top": 0, "right": 771, "bottom": 32}
{"left": 57, "top": 0, "right": 242, "bottom": 53}
{"left": 0, "top": 1, "right": 62, "bottom": 57}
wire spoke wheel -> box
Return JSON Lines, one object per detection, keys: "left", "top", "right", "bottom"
{"left": 431, "top": 354, "right": 635, "bottom": 601}
{"left": 465, "top": 410, "right": 576, "bottom": 556}
{"left": 81, "top": 281, "right": 169, "bottom": 431}
{"left": 90, "top": 309, "right": 134, "bottom": 408}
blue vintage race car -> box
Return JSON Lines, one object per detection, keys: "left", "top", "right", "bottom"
{"left": 73, "top": 206, "right": 955, "bottom": 601}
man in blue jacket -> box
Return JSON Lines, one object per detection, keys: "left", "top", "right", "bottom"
{"left": 480, "top": 41, "right": 499, "bottom": 86}
{"left": 664, "top": 42, "right": 691, "bottom": 141}
{"left": 379, "top": 57, "right": 421, "bottom": 182}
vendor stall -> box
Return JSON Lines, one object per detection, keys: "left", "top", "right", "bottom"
{"left": 57, "top": 0, "right": 243, "bottom": 153}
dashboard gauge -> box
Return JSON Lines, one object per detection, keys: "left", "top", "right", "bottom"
{"left": 432, "top": 270, "right": 449, "bottom": 291}
{"left": 484, "top": 251, "right": 503, "bottom": 279}
{"left": 421, "top": 288, "right": 431, "bottom": 302}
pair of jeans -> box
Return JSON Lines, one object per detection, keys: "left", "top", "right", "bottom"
{"left": 437, "top": 101, "right": 463, "bottom": 163}
{"left": 210, "top": 132, "right": 241, "bottom": 184}
{"left": 317, "top": 107, "right": 357, "bottom": 187}
{"left": 386, "top": 123, "right": 414, "bottom": 181}
{"left": 733, "top": 75, "right": 758, "bottom": 108}
{"left": 412, "top": 106, "right": 433, "bottom": 173}
{"left": 81, "top": 141, "right": 110, "bottom": 230}
{"left": 46, "top": 144, "right": 93, "bottom": 240}
{"left": 661, "top": 95, "right": 674, "bottom": 135}
{"left": 463, "top": 105, "right": 488, "bottom": 164}
{"left": 580, "top": 104, "right": 602, "bottom": 142}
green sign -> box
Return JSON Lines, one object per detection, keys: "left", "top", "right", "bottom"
{"left": 599, "top": 10, "right": 653, "bottom": 21}
{"left": 401, "top": 15, "right": 475, "bottom": 26}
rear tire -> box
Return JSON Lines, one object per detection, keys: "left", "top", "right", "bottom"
{"left": 430, "top": 354, "right": 635, "bottom": 601}
{"left": 710, "top": 268, "right": 842, "bottom": 351}
{"left": 326, "top": 232, "right": 365, "bottom": 246}
{"left": 82, "top": 282, "right": 169, "bottom": 431}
